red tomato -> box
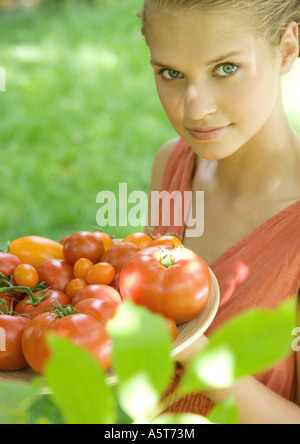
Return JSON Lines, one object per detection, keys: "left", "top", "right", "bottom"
{"left": 100, "top": 242, "right": 140, "bottom": 290}
{"left": 74, "top": 298, "right": 118, "bottom": 327}
{"left": 164, "top": 316, "right": 178, "bottom": 341}
{"left": 36, "top": 259, "right": 74, "bottom": 292}
{"left": 0, "top": 252, "right": 22, "bottom": 276}
{"left": 14, "top": 289, "right": 71, "bottom": 319}
{"left": 71, "top": 284, "right": 122, "bottom": 307}
{"left": 0, "top": 302, "right": 31, "bottom": 370}
{"left": 119, "top": 246, "right": 211, "bottom": 324}
{"left": 22, "top": 308, "right": 111, "bottom": 374}
{"left": 8, "top": 236, "right": 64, "bottom": 268}
{"left": 63, "top": 231, "right": 105, "bottom": 265}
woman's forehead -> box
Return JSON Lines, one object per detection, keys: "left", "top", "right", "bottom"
{"left": 146, "top": 10, "right": 259, "bottom": 63}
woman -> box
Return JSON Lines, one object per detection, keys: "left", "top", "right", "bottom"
{"left": 140, "top": 0, "right": 300, "bottom": 423}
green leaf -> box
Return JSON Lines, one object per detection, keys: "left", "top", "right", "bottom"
{"left": 45, "top": 334, "right": 116, "bottom": 424}
{"left": 208, "top": 397, "right": 239, "bottom": 424}
{"left": 179, "top": 298, "right": 296, "bottom": 395}
{"left": 107, "top": 300, "right": 174, "bottom": 420}
{"left": 0, "top": 378, "right": 42, "bottom": 424}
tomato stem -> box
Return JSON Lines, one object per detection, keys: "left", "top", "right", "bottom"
{"left": 0, "top": 299, "right": 12, "bottom": 315}
{"left": 0, "top": 285, "right": 49, "bottom": 306}
{"left": 47, "top": 300, "right": 76, "bottom": 318}
{"left": 160, "top": 248, "right": 176, "bottom": 268}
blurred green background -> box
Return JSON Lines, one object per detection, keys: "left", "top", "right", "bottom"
{"left": 0, "top": 0, "right": 300, "bottom": 250}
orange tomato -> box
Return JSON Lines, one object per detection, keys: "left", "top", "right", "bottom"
{"left": 73, "top": 258, "right": 94, "bottom": 280}
{"left": 8, "top": 236, "right": 64, "bottom": 268}
{"left": 151, "top": 235, "right": 183, "bottom": 248}
{"left": 86, "top": 262, "right": 116, "bottom": 286}
{"left": 66, "top": 278, "right": 88, "bottom": 299}
{"left": 122, "top": 232, "right": 153, "bottom": 249}
{"left": 93, "top": 231, "right": 114, "bottom": 251}
{"left": 13, "top": 264, "right": 39, "bottom": 289}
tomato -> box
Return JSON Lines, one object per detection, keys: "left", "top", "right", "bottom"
{"left": 63, "top": 231, "right": 105, "bottom": 265}
{"left": 13, "top": 264, "right": 39, "bottom": 289}
{"left": 14, "top": 288, "right": 71, "bottom": 319}
{"left": 0, "top": 294, "right": 16, "bottom": 311}
{"left": 122, "top": 232, "right": 153, "bottom": 250}
{"left": 0, "top": 301, "right": 31, "bottom": 370}
{"left": 65, "top": 278, "right": 88, "bottom": 299}
{"left": 74, "top": 298, "right": 118, "bottom": 328}
{"left": 36, "top": 259, "right": 74, "bottom": 293}
{"left": 119, "top": 246, "right": 211, "bottom": 324}
{"left": 0, "top": 252, "right": 22, "bottom": 277}
{"left": 93, "top": 231, "right": 114, "bottom": 251}
{"left": 72, "top": 284, "right": 122, "bottom": 307}
{"left": 73, "top": 258, "right": 94, "bottom": 279}
{"left": 151, "top": 235, "right": 183, "bottom": 248}
{"left": 86, "top": 262, "right": 115, "bottom": 286}
{"left": 100, "top": 242, "right": 140, "bottom": 290}
{"left": 8, "top": 236, "right": 64, "bottom": 268}
{"left": 164, "top": 316, "right": 178, "bottom": 341}
{"left": 22, "top": 305, "right": 112, "bottom": 374}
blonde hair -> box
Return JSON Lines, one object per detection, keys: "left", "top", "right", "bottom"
{"left": 140, "top": 0, "right": 300, "bottom": 56}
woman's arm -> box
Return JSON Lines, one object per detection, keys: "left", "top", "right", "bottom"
{"left": 177, "top": 334, "right": 300, "bottom": 424}
{"left": 206, "top": 376, "right": 300, "bottom": 424}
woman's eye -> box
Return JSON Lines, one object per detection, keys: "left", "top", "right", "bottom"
{"left": 214, "top": 63, "right": 239, "bottom": 77}
{"left": 161, "top": 69, "right": 182, "bottom": 80}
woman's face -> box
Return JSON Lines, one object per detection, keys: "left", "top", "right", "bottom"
{"left": 145, "top": 8, "right": 283, "bottom": 159}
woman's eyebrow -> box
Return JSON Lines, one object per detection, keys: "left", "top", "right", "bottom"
{"left": 151, "top": 50, "right": 249, "bottom": 69}
{"left": 207, "top": 50, "right": 248, "bottom": 65}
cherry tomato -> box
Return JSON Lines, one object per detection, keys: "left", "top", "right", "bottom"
{"left": 65, "top": 278, "right": 88, "bottom": 299}
{"left": 119, "top": 246, "right": 211, "bottom": 324}
{"left": 86, "top": 262, "right": 116, "bottom": 286}
{"left": 8, "top": 236, "right": 64, "bottom": 268}
{"left": 14, "top": 289, "right": 71, "bottom": 319}
{"left": 0, "top": 252, "right": 22, "bottom": 276}
{"left": 63, "top": 231, "right": 105, "bottom": 265}
{"left": 74, "top": 298, "right": 118, "bottom": 327}
{"left": 73, "top": 258, "right": 94, "bottom": 280}
{"left": 36, "top": 259, "right": 74, "bottom": 293}
{"left": 100, "top": 242, "right": 140, "bottom": 290}
{"left": 151, "top": 235, "right": 183, "bottom": 248}
{"left": 122, "top": 232, "right": 153, "bottom": 249}
{"left": 164, "top": 316, "right": 178, "bottom": 341}
{"left": 72, "top": 284, "right": 122, "bottom": 307}
{"left": 0, "top": 301, "right": 31, "bottom": 370}
{"left": 13, "top": 264, "right": 39, "bottom": 289}
{"left": 93, "top": 231, "right": 114, "bottom": 251}
{"left": 22, "top": 307, "right": 112, "bottom": 374}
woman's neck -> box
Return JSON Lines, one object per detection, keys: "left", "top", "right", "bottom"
{"left": 215, "top": 102, "right": 300, "bottom": 199}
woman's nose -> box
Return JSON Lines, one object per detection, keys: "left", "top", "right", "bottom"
{"left": 184, "top": 84, "right": 217, "bottom": 121}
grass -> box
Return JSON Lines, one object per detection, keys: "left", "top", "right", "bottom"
{"left": 0, "top": 0, "right": 299, "bottom": 250}
{"left": 0, "top": 0, "right": 177, "bottom": 249}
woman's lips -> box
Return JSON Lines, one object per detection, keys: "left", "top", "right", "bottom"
{"left": 187, "top": 124, "right": 232, "bottom": 141}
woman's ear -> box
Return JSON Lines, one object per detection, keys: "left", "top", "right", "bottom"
{"left": 279, "top": 21, "right": 299, "bottom": 75}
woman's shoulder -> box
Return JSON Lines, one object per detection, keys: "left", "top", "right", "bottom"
{"left": 149, "top": 137, "right": 180, "bottom": 193}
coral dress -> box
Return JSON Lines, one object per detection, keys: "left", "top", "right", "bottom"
{"left": 151, "top": 139, "right": 300, "bottom": 416}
